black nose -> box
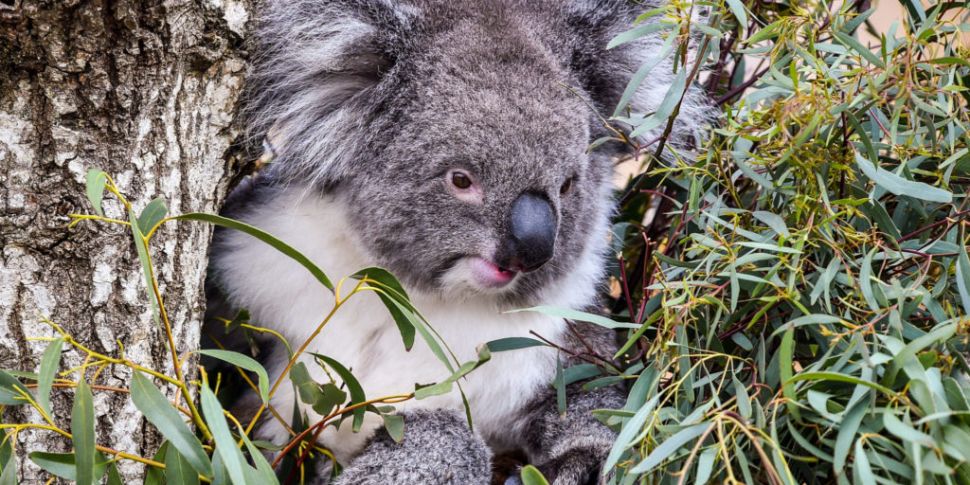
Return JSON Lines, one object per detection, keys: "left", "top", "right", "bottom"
{"left": 497, "top": 192, "right": 557, "bottom": 272}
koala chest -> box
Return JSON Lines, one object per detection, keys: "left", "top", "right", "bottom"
{"left": 211, "top": 189, "right": 599, "bottom": 462}
{"left": 212, "top": 192, "right": 569, "bottom": 461}
{"left": 256, "top": 289, "right": 564, "bottom": 462}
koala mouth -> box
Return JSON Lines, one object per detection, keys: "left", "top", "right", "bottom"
{"left": 468, "top": 257, "right": 518, "bottom": 289}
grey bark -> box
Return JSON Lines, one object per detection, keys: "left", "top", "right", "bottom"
{"left": 0, "top": 0, "right": 251, "bottom": 481}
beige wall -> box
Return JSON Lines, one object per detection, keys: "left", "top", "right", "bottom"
{"left": 870, "top": 1, "right": 968, "bottom": 44}
{"left": 872, "top": 1, "right": 904, "bottom": 35}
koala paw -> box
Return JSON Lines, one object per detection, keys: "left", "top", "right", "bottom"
{"left": 535, "top": 446, "right": 613, "bottom": 485}
{"left": 331, "top": 409, "right": 492, "bottom": 485}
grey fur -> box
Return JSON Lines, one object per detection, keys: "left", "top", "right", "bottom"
{"left": 212, "top": 0, "right": 711, "bottom": 482}
{"left": 332, "top": 410, "right": 492, "bottom": 485}
{"left": 513, "top": 323, "right": 626, "bottom": 485}
{"left": 240, "top": 0, "right": 711, "bottom": 300}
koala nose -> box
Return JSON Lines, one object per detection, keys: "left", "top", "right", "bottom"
{"left": 498, "top": 192, "right": 557, "bottom": 272}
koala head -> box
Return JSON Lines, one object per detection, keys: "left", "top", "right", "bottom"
{"left": 247, "top": 0, "right": 708, "bottom": 304}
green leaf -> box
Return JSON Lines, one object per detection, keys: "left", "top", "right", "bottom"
{"left": 0, "top": 432, "right": 11, "bottom": 477}
{"left": 0, "top": 432, "right": 16, "bottom": 485}
{"left": 200, "top": 383, "right": 250, "bottom": 485}
{"left": 883, "top": 412, "right": 934, "bottom": 447}
{"left": 129, "top": 207, "right": 162, "bottom": 326}
{"left": 415, "top": 346, "right": 491, "bottom": 400}
{"left": 315, "top": 383, "right": 348, "bottom": 416}
{"left": 607, "top": 21, "right": 671, "bottom": 49}
{"left": 174, "top": 212, "right": 333, "bottom": 291}
{"left": 752, "top": 211, "right": 790, "bottom": 238}
{"left": 510, "top": 306, "right": 639, "bottom": 329}
{"left": 290, "top": 362, "right": 321, "bottom": 403}
{"left": 165, "top": 447, "right": 200, "bottom": 485}
{"left": 383, "top": 413, "right": 405, "bottom": 443}
{"left": 85, "top": 169, "right": 108, "bottom": 217}
{"left": 106, "top": 462, "right": 123, "bottom": 485}
{"left": 209, "top": 450, "right": 227, "bottom": 485}
{"left": 291, "top": 362, "right": 347, "bottom": 416}
{"left": 787, "top": 372, "right": 896, "bottom": 397}
{"left": 613, "top": 33, "right": 677, "bottom": 116}
{"left": 733, "top": 376, "right": 752, "bottom": 420}
{"left": 0, "top": 369, "right": 32, "bottom": 405}
{"left": 138, "top": 197, "right": 168, "bottom": 234}
{"left": 36, "top": 337, "right": 64, "bottom": 418}
{"left": 770, "top": 314, "right": 845, "bottom": 338}
{"left": 197, "top": 349, "right": 270, "bottom": 403}
{"left": 883, "top": 322, "right": 957, "bottom": 387}
{"left": 860, "top": 248, "right": 881, "bottom": 312}
{"left": 832, "top": 31, "right": 885, "bottom": 68}
{"left": 745, "top": 19, "right": 785, "bottom": 44}
{"left": 564, "top": 364, "right": 602, "bottom": 385}
{"left": 695, "top": 447, "right": 717, "bottom": 485}
{"left": 726, "top": 0, "right": 748, "bottom": 27}
{"left": 629, "top": 67, "right": 688, "bottom": 139}
{"left": 554, "top": 356, "right": 566, "bottom": 414}
{"left": 311, "top": 354, "right": 368, "bottom": 432}
{"left": 603, "top": 394, "right": 662, "bottom": 473}
{"left": 855, "top": 152, "right": 952, "bottom": 203}
{"left": 144, "top": 442, "right": 169, "bottom": 485}
{"left": 779, "top": 326, "right": 798, "bottom": 419}
{"left": 72, "top": 378, "right": 95, "bottom": 485}
{"left": 928, "top": 57, "right": 970, "bottom": 67}
{"left": 520, "top": 465, "right": 551, "bottom": 485}
{"left": 834, "top": 399, "right": 868, "bottom": 473}
{"left": 861, "top": 200, "right": 902, "bottom": 240}
{"left": 352, "top": 267, "right": 416, "bottom": 350}
{"left": 842, "top": 6, "right": 877, "bottom": 34}
{"left": 130, "top": 372, "right": 212, "bottom": 477}
{"left": 853, "top": 440, "right": 876, "bottom": 484}
{"left": 239, "top": 433, "right": 278, "bottom": 485}
{"left": 630, "top": 423, "right": 710, "bottom": 473}
{"left": 376, "top": 294, "right": 454, "bottom": 373}
{"left": 956, "top": 239, "right": 970, "bottom": 316}
{"left": 28, "top": 452, "right": 110, "bottom": 482}
{"left": 485, "top": 337, "right": 547, "bottom": 352}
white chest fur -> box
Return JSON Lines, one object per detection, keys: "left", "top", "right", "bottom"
{"left": 211, "top": 188, "right": 603, "bottom": 461}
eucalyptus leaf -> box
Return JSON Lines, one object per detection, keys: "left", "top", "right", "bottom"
{"left": 200, "top": 384, "right": 250, "bottom": 485}
{"left": 36, "top": 337, "right": 64, "bottom": 417}
{"left": 84, "top": 169, "right": 108, "bottom": 217}
{"left": 198, "top": 349, "right": 270, "bottom": 403}
{"left": 174, "top": 213, "right": 333, "bottom": 291}
{"left": 130, "top": 372, "right": 212, "bottom": 477}
{"left": 138, "top": 197, "right": 168, "bottom": 234}
{"left": 71, "top": 378, "right": 95, "bottom": 485}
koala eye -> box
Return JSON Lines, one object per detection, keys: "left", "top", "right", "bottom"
{"left": 445, "top": 168, "right": 483, "bottom": 204}
{"left": 451, "top": 170, "right": 473, "bottom": 190}
{"left": 560, "top": 176, "right": 575, "bottom": 195}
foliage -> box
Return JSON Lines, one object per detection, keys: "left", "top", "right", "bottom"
{"left": 1, "top": 1, "right": 968, "bottom": 484}
{"left": 597, "top": 1, "right": 970, "bottom": 484}
{"left": 0, "top": 173, "right": 502, "bottom": 483}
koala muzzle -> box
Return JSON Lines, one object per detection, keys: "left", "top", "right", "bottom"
{"left": 498, "top": 192, "right": 557, "bottom": 272}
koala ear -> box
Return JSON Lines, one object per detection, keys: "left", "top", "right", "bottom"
{"left": 565, "top": 1, "right": 712, "bottom": 152}
{"left": 246, "top": 0, "right": 417, "bottom": 188}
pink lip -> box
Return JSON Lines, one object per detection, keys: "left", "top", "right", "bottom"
{"left": 469, "top": 257, "right": 518, "bottom": 288}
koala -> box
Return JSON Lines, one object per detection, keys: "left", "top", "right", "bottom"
{"left": 207, "top": 0, "right": 709, "bottom": 483}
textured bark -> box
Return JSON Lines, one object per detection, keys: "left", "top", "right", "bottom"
{"left": 0, "top": 0, "right": 251, "bottom": 481}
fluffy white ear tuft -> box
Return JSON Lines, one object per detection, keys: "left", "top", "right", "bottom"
{"left": 245, "top": 0, "right": 418, "bottom": 188}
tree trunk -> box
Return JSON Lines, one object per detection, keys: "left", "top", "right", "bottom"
{"left": 0, "top": 0, "right": 250, "bottom": 481}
